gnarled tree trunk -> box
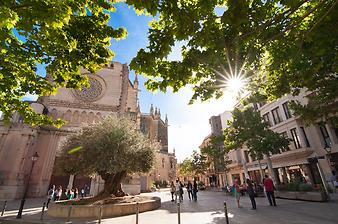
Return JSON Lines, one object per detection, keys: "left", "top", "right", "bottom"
{"left": 98, "top": 171, "right": 127, "bottom": 197}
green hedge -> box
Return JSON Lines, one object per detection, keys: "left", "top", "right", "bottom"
{"left": 276, "top": 182, "right": 314, "bottom": 192}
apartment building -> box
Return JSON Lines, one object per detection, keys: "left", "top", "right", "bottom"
{"left": 221, "top": 90, "right": 338, "bottom": 188}
{"left": 245, "top": 92, "right": 338, "bottom": 187}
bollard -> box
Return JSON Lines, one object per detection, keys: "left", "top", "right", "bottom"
{"left": 1, "top": 201, "right": 7, "bottom": 216}
{"left": 40, "top": 202, "right": 46, "bottom": 220}
{"left": 177, "top": 201, "right": 181, "bottom": 224}
{"left": 97, "top": 205, "right": 102, "bottom": 224}
{"left": 66, "top": 205, "right": 72, "bottom": 223}
{"left": 135, "top": 202, "right": 139, "bottom": 224}
{"left": 224, "top": 201, "right": 229, "bottom": 224}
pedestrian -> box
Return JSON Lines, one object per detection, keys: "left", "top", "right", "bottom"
{"left": 66, "top": 189, "right": 71, "bottom": 199}
{"left": 187, "top": 181, "right": 193, "bottom": 200}
{"left": 46, "top": 185, "right": 55, "bottom": 208}
{"left": 170, "top": 181, "right": 176, "bottom": 202}
{"left": 192, "top": 179, "right": 198, "bottom": 201}
{"left": 179, "top": 181, "right": 184, "bottom": 201}
{"left": 330, "top": 171, "right": 338, "bottom": 191}
{"left": 56, "top": 186, "right": 62, "bottom": 201}
{"left": 233, "top": 179, "right": 241, "bottom": 208}
{"left": 85, "top": 184, "right": 90, "bottom": 197}
{"left": 81, "top": 188, "right": 85, "bottom": 198}
{"left": 263, "top": 175, "right": 276, "bottom": 206}
{"left": 74, "top": 188, "right": 79, "bottom": 199}
{"left": 70, "top": 189, "right": 75, "bottom": 199}
{"left": 246, "top": 179, "right": 256, "bottom": 210}
{"left": 175, "top": 179, "right": 181, "bottom": 202}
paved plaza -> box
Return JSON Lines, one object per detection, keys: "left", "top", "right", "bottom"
{"left": 1, "top": 189, "right": 338, "bottom": 224}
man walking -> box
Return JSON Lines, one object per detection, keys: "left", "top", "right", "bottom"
{"left": 46, "top": 185, "right": 55, "bottom": 208}
{"left": 246, "top": 179, "right": 256, "bottom": 210}
{"left": 263, "top": 174, "right": 276, "bottom": 206}
{"left": 192, "top": 180, "right": 198, "bottom": 201}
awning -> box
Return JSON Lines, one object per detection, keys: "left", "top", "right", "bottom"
{"left": 270, "top": 149, "right": 313, "bottom": 168}
{"left": 247, "top": 164, "right": 267, "bottom": 171}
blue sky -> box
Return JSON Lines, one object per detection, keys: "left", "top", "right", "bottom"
{"left": 107, "top": 3, "right": 237, "bottom": 161}
{"left": 25, "top": 3, "right": 236, "bottom": 161}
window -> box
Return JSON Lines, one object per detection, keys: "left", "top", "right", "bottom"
{"left": 271, "top": 107, "right": 283, "bottom": 125}
{"left": 263, "top": 113, "right": 271, "bottom": 126}
{"left": 290, "top": 128, "right": 301, "bottom": 149}
{"left": 244, "top": 151, "right": 250, "bottom": 163}
{"left": 18, "top": 115, "right": 24, "bottom": 123}
{"left": 162, "top": 158, "right": 165, "bottom": 168}
{"left": 334, "top": 127, "right": 338, "bottom": 143}
{"left": 259, "top": 101, "right": 266, "bottom": 107}
{"left": 319, "top": 124, "right": 332, "bottom": 148}
{"left": 279, "top": 131, "right": 290, "bottom": 151}
{"left": 280, "top": 131, "right": 288, "bottom": 138}
{"left": 282, "top": 102, "right": 292, "bottom": 119}
{"left": 300, "top": 127, "right": 310, "bottom": 147}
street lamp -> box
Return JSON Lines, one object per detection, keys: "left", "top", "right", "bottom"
{"left": 16, "top": 152, "right": 39, "bottom": 219}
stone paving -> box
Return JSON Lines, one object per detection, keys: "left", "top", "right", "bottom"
{"left": 1, "top": 189, "right": 338, "bottom": 224}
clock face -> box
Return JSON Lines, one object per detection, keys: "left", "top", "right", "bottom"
{"left": 73, "top": 76, "right": 103, "bottom": 102}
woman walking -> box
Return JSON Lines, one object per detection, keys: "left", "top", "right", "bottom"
{"left": 246, "top": 179, "right": 257, "bottom": 210}
{"left": 233, "top": 179, "right": 241, "bottom": 208}
{"left": 187, "top": 181, "right": 193, "bottom": 200}
{"left": 170, "top": 181, "right": 176, "bottom": 202}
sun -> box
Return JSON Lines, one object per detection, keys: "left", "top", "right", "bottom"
{"left": 210, "top": 58, "right": 248, "bottom": 96}
{"left": 226, "top": 76, "right": 245, "bottom": 94}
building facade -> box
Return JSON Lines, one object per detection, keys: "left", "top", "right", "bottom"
{"left": 0, "top": 62, "right": 176, "bottom": 200}
{"left": 223, "top": 92, "right": 338, "bottom": 188}
{"left": 139, "top": 105, "right": 176, "bottom": 190}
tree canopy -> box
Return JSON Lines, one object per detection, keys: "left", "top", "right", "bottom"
{"left": 58, "top": 115, "right": 158, "bottom": 197}
{"left": 224, "top": 107, "right": 289, "bottom": 160}
{"left": 0, "top": 0, "right": 159, "bottom": 126}
{"left": 178, "top": 150, "right": 208, "bottom": 177}
{"left": 200, "top": 135, "right": 229, "bottom": 173}
{"left": 131, "top": 0, "right": 338, "bottom": 122}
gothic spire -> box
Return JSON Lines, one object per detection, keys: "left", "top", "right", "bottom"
{"left": 133, "top": 74, "right": 139, "bottom": 89}
{"left": 150, "top": 104, "right": 154, "bottom": 115}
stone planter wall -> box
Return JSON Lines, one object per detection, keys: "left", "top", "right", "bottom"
{"left": 275, "top": 191, "right": 327, "bottom": 202}
{"left": 48, "top": 196, "right": 161, "bottom": 218}
{"left": 122, "top": 184, "right": 141, "bottom": 195}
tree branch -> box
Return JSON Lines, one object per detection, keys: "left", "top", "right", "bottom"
{"left": 264, "top": 0, "right": 327, "bottom": 43}
{"left": 239, "top": 0, "right": 310, "bottom": 40}
{"left": 301, "top": 0, "right": 338, "bottom": 45}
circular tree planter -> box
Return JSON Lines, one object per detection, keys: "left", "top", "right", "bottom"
{"left": 47, "top": 196, "right": 161, "bottom": 218}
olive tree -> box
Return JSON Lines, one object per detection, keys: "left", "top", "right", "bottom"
{"left": 58, "top": 115, "right": 158, "bottom": 197}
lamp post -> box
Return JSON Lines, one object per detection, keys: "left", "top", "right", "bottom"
{"left": 16, "top": 152, "right": 39, "bottom": 219}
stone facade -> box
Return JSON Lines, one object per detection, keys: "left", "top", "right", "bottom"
{"left": 0, "top": 62, "right": 164, "bottom": 200}
{"left": 139, "top": 106, "right": 176, "bottom": 191}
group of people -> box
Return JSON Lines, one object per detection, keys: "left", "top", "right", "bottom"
{"left": 170, "top": 179, "right": 199, "bottom": 202}
{"left": 46, "top": 184, "right": 89, "bottom": 208}
{"left": 232, "top": 175, "right": 277, "bottom": 210}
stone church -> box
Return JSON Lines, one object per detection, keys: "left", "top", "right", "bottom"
{"left": 0, "top": 62, "right": 176, "bottom": 200}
